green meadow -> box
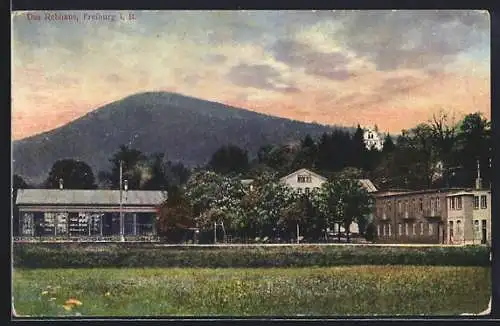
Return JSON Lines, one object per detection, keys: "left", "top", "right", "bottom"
{"left": 13, "top": 266, "right": 491, "bottom": 317}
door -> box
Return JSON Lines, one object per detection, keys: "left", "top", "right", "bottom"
{"left": 449, "top": 221, "right": 454, "bottom": 244}
{"left": 481, "top": 220, "right": 487, "bottom": 244}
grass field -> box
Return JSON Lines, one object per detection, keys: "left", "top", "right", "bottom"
{"left": 13, "top": 266, "right": 491, "bottom": 317}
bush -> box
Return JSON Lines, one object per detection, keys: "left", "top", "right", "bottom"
{"left": 364, "top": 223, "right": 377, "bottom": 242}
{"left": 13, "top": 243, "right": 490, "bottom": 269}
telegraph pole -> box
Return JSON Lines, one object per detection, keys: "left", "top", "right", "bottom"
{"left": 120, "top": 160, "right": 125, "bottom": 242}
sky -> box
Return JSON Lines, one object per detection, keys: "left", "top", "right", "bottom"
{"left": 12, "top": 10, "right": 490, "bottom": 140}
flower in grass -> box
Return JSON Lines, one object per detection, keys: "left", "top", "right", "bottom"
{"left": 65, "top": 298, "right": 83, "bottom": 306}
{"left": 62, "top": 304, "right": 73, "bottom": 311}
{"left": 41, "top": 291, "right": 49, "bottom": 295}
{"left": 49, "top": 297, "right": 56, "bottom": 302}
{"left": 105, "top": 291, "right": 111, "bottom": 297}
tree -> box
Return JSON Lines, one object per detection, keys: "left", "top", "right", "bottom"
{"left": 316, "top": 130, "right": 352, "bottom": 173}
{"left": 364, "top": 222, "right": 377, "bottom": 242}
{"left": 245, "top": 180, "right": 297, "bottom": 240}
{"left": 208, "top": 145, "right": 249, "bottom": 175}
{"left": 350, "top": 124, "right": 367, "bottom": 169}
{"left": 257, "top": 144, "right": 297, "bottom": 176}
{"left": 454, "top": 112, "right": 491, "bottom": 187}
{"left": 291, "top": 134, "right": 318, "bottom": 170}
{"left": 280, "top": 193, "right": 319, "bottom": 242}
{"left": 156, "top": 187, "right": 195, "bottom": 243}
{"left": 99, "top": 145, "right": 148, "bottom": 189}
{"left": 184, "top": 171, "right": 246, "bottom": 237}
{"left": 44, "top": 159, "right": 96, "bottom": 189}
{"left": 142, "top": 153, "right": 171, "bottom": 191}
{"left": 382, "top": 134, "right": 396, "bottom": 153}
{"left": 313, "top": 179, "right": 372, "bottom": 242}
{"left": 168, "top": 162, "right": 191, "bottom": 186}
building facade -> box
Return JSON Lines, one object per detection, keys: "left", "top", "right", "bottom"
{"left": 280, "top": 168, "right": 378, "bottom": 234}
{"left": 279, "top": 168, "right": 326, "bottom": 195}
{"left": 373, "top": 188, "right": 492, "bottom": 245}
{"left": 446, "top": 189, "right": 491, "bottom": 245}
{"left": 363, "top": 128, "right": 384, "bottom": 151}
{"left": 15, "top": 189, "right": 166, "bottom": 241}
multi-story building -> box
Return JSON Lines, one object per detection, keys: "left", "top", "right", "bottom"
{"left": 446, "top": 189, "right": 491, "bottom": 245}
{"left": 373, "top": 167, "right": 492, "bottom": 245}
{"left": 373, "top": 188, "right": 457, "bottom": 244}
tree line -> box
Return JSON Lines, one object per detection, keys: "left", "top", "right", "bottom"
{"left": 157, "top": 170, "right": 372, "bottom": 243}
{"left": 13, "top": 111, "right": 491, "bottom": 242}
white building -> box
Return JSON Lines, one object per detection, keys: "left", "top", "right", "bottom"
{"left": 363, "top": 128, "right": 384, "bottom": 151}
{"left": 279, "top": 168, "right": 325, "bottom": 195}
{"left": 279, "top": 168, "right": 378, "bottom": 235}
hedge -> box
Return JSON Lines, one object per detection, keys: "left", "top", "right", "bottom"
{"left": 13, "top": 243, "right": 490, "bottom": 268}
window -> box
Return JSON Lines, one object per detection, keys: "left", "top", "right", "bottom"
{"left": 449, "top": 221, "right": 454, "bottom": 241}
{"left": 412, "top": 223, "right": 416, "bottom": 236}
{"left": 377, "top": 225, "right": 381, "bottom": 236}
{"left": 419, "top": 199, "right": 423, "bottom": 212}
{"left": 398, "top": 223, "right": 403, "bottom": 235}
{"left": 474, "top": 196, "right": 480, "bottom": 209}
{"left": 456, "top": 197, "right": 462, "bottom": 210}
{"left": 450, "top": 197, "right": 455, "bottom": 210}
{"left": 382, "top": 224, "right": 386, "bottom": 236}
{"left": 297, "top": 188, "right": 303, "bottom": 194}
{"left": 297, "top": 175, "right": 312, "bottom": 183}
{"left": 388, "top": 224, "right": 392, "bottom": 236}
{"left": 305, "top": 187, "right": 310, "bottom": 195}
{"left": 405, "top": 223, "right": 409, "bottom": 236}
{"left": 436, "top": 197, "right": 440, "bottom": 210}
{"left": 428, "top": 223, "right": 434, "bottom": 235}
{"left": 404, "top": 201, "right": 409, "bottom": 214}
{"left": 481, "top": 195, "right": 487, "bottom": 209}
{"left": 398, "top": 201, "right": 402, "bottom": 213}
{"left": 420, "top": 222, "right": 424, "bottom": 235}
{"left": 457, "top": 220, "right": 461, "bottom": 237}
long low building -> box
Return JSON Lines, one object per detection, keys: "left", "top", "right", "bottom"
{"left": 373, "top": 186, "right": 491, "bottom": 245}
{"left": 15, "top": 189, "right": 166, "bottom": 241}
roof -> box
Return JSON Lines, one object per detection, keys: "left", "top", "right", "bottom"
{"left": 374, "top": 187, "right": 468, "bottom": 198}
{"left": 280, "top": 168, "right": 327, "bottom": 183}
{"left": 446, "top": 191, "right": 475, "bottom": 197}
{"left": 16, "top": 189, "right": 166, "bottom": 206}
{"left": 358, "top": 179, "right": 378, "bottom": 193}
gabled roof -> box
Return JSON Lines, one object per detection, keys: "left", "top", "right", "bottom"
{"left": 358, "top": 179, "right": 378, "bottom": 193}
{"left": 16, "top": 189, "right": 166, "bottom": 206}
{"left": 280, "top": 168, "right": 327, "bottom": 183}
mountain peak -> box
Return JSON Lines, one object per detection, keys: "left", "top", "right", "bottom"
{"left": 13, "top": 92, "right": 349, "bottom": 184}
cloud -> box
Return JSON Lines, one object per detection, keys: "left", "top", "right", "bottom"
{"left": 332, "top": 10, "right": 490, "bottom": 71}
{"left": 205, "top": 54, "right": 228, "bottom": 64}
{"left": 271, "top": 39, "right": 353, "bottom": 80}
{"left": 226, "top": 63, "right": 300, "bottom": 93}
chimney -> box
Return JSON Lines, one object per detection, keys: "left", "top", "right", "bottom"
{"left": 59, "top": 178, "right": 63, "bottom": 190}
{"left": 124, "top": 179, "right": 128, "bottom": 191}
{"left": 475, "top": 160, "right": 482, "bottom": 190}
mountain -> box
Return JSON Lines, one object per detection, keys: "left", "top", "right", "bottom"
{"left": 13, "top": 92, "right": 352, "bottom": 185}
